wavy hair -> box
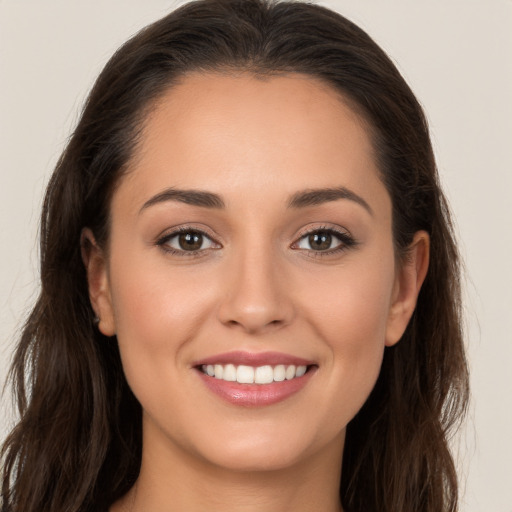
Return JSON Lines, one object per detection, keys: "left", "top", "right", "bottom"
{"left": 1, "top": 1, "right": 468, "bottom": 511}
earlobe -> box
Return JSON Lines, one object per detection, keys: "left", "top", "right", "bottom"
{"left": 385, "top": 231, "right": 430, "bottom": 346}
{"left": 80, "top": 228, "right": 116, "bottom": 336}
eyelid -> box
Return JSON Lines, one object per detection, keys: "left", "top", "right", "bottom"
{"left": 154, "top": 223, "right": 357, "bottom": 258}
{"left": 290, "top": 224, "right": 358, "bottom": 255}
{"left": 156, "top": 225, "right": 222, "bottom": 255}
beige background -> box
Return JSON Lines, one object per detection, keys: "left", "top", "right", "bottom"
{"left": 1, "top": 1, "right": 511, "bottom": 510}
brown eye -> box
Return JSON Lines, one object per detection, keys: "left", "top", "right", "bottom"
{"left": 308, "top": 232, "right": 333, "bottom": 251}
{"left": 294, "top": 228, "right": 356, "bottom": 254}
{"left": 178, "top": 232, "right": 203, "bottom": 251}
{"left": 158, "top": 229, "right": 217, "bottom": 254}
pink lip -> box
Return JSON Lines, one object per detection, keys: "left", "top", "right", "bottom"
{"left": 196, "top": 369, "right": 316, "bottom": 407}
{"left": 193, "top": 351, "right": 317, "bottom": 407}
{"left": 193, "top": 350, "right": 314, "bottom": 367}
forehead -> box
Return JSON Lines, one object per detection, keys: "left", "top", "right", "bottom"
{"left": 117, "top": 72, "right": 389, "bottom": 215}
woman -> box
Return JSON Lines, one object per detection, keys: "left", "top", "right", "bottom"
{"left": 0, "top": 1, "right": 469, "bottom": 511}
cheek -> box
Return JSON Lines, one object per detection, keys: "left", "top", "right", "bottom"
{"left": 299, "top": 255, "right": 395, "bottom": 417}
{"left": 107, "top": 256, "right": 224, "bottom": 451}
{"left": 107, "top": 250, "right": 215, "bottom": 385}
{"left": 304, "top": 254, "right": 395, "bottom": 348}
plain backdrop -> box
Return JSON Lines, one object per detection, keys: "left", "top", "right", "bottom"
{"left": 1, "top": 1, "right": 511, "bottom": 511}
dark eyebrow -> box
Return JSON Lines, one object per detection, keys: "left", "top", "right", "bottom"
{"left": 287, "top": 186, "right": 373, "bottom": 216}
{"left": 140, "top": 188, "right": 225, "bottom": 213}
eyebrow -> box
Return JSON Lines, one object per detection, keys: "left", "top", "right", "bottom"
{"left": 287, "top": 187, "right": 373, "bottom": 215}
{"left": 140, "top": 188, "right": 225, "bottom": 213}
{"left": 139, "top": 185, "right": 372, "bottom": 215}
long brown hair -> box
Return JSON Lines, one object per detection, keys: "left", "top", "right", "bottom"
{"left": 1, "top": 1, "right": 469, "bottom": 511}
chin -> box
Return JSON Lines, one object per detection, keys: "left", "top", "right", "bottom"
{"left": 182, "top": 418, "right": 346, "bottom": 474}
{"left": 199, "top": 443, "right": 311, "bottom": 473}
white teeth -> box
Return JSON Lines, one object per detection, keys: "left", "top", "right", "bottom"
{"left": 214, "top": 364, "right": 224, "bottom": 379}
{"left": 273, "top": 364, "right": 286, "bottom": 382}
{"left": 223, "top": 364, "right": 237, "bottom": 381}
{"left": 285, "top": 365, "right": 296, "bottom": 380}
{"left": 296, "top": 365, "right": 307, "bottom": 377}
{"left": 237, "top": 365, "right": 254, "bottom": 384}
{"left": 201, "top": 363, "right": 309, "bottom": 384}
{"left": 255, "top": 365, "right": 274, "bottom": 384}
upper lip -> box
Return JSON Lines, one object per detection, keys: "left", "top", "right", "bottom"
{"left": 193, "top": 351, "right": 315, "bottom": 368}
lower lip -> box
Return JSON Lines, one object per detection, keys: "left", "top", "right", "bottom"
{"left": 196, "top": 368, "right": 316, "bottom": 407}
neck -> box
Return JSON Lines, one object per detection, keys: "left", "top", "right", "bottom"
{"left": 112, "top": 421, "right": 344, "bottom": 512}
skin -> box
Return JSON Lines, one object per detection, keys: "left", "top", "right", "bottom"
{"left": 83, "top": 73, "right": 429, "bottom": 512}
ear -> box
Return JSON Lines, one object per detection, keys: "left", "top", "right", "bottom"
{"left": 80, "top": 228, "right": 116, "bottom": 336}
{"left": 385, "top": 231, "right": 430, "bottom": 347}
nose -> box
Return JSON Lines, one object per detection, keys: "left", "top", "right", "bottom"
{"left": 217, "top": 244, "right": 295, "bottom": 335}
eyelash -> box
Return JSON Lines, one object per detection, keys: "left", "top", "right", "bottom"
{"left": 155, "top": 225, "right": 357, "bottom": 258}
{"left": 156, "top": 226, "right": 219, "bottom": 257}
{"left": 292, "top": 226, "right": 358, "bottom": 257}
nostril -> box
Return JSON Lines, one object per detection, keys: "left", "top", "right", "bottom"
{"left": 217, "top": 286, "right": 295, "bottom": 334}
{"left": 221, "top": 312, "right": 288, "bottom": 333}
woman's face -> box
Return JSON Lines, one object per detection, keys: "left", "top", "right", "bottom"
{"left": 86, "top": 72, "right": 426, "bottom": 473}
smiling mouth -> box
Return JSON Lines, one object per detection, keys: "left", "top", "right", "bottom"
{"left": 194, "top": 353, "right": 317, "bottom": 406}
{"left": 198, "top": 364, "right": 313, "bottom": 384}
